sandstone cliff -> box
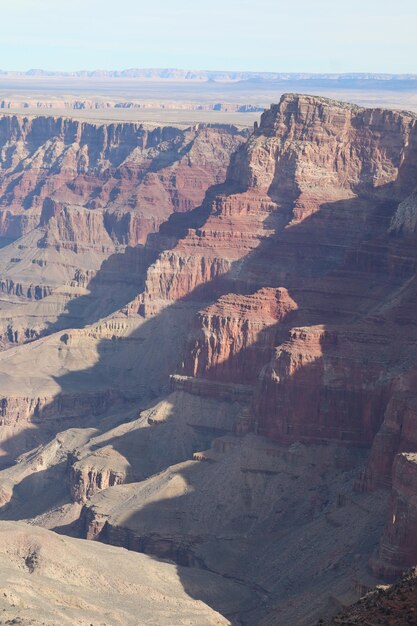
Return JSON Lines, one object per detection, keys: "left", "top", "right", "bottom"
{"left": 0, "top": 117, "right": 244, "bottom": 350}
{"left": 0, "top": 115, "right": 244, "bottom": 245}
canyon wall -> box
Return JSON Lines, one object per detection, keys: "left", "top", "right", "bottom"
{"left": 126, "top": 94, "right": 417, "bottom": 579}
{"left": 0, "top": 117, "right": 244, "bottom": 354}
{"left": 0, "top": 115, "right": 245, "bottom": 244}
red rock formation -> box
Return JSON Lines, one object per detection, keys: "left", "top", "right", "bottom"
{"left": 130, "top": 184, "right": 283, "bottom": 318}
{"left": 230, "top": 95, "right": 417, "bottom": 209}
{"left": 0, "top": 115, "right": 245, "bottom": 244}
{"left": 0, "top": 116, "right": 244, "bottom": 354}
{"left": 371, "top": 453, "right": 417, "bottom": 580}
{"left": 359, "top": 388, "right": 417, "bottom": 492}
{"left": 128, "top": 94, "right": 417, "bottom": 579}
{"left": 183, "top": 288, "right": 297, "bottom": 384}
{"left": 39, "top": 199, "right": 114, "bottom": 253}
{"left": 135, "top": 94, "right": 417, "bottom": 452}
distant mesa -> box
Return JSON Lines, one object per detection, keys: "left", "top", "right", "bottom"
{"left": 1, "top": 67, "right": 417, "bottom": 82}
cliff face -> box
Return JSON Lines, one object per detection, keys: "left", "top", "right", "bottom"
{"left": 183, "top": 288, "right": 297, "bottom": 385}
{"left": 230, "top": 95, "right": 416, "bottom": 207}
{"left": 129, "top": 94, "right": 417, "bottom": 579}
{"left": 139, "top": 95, "right": 417, "bottom": 447}
{"left": 0, "top": 115, "right": 245, "bottom": 244}
{"left": 371, "top": 453, "right": 417, "bottom": 579}
{"left": 0, "top": 116, "right": 244, "bottom": 352}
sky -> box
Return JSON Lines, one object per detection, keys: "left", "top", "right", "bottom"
{"left": 0, "top": 0, "right": 416, "bottom": 74}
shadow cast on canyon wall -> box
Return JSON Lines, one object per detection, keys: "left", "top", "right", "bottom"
{"left": 0, "top": 173, "right": 244, "bottom": 474}
{"left": 80, "top": 185, "right": 417, "bottom": 620}
{"left": 2, "top": 148, "right": 417, "bottom": 619}
{"left": 0, "top": 463, "right": 68, "bottom": 520}
{"left": 41, "top": 180, "right": 237, "bottom": 333}
{"left": 0, "top": 157, "right": 412, "bottom": 458}
{"left": 93, "top": 444, "right": 378, "bottom": 626}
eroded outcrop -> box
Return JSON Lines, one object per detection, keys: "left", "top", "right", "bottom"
{"left": 0, "top": 116, "right": 245, "bottom": 244}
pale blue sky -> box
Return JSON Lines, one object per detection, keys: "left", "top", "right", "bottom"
{"left": 1, "top": 0, "right": 416, "bottom": 73}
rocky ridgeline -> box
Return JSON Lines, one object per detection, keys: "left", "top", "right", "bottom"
{"left": 0, "top": 521, "right": 238, "bottom": 625}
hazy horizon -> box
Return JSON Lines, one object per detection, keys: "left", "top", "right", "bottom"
{"left": 2, "top": 68, "right": 417, "bottom": 77}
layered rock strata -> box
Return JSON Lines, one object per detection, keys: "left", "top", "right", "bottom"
{"left": 118, "top": 96, "right": 417, "bottom": 585}
{"left": 0, "top": 115, "right": 245, "bottom": 243}
{"left": 323, "top": 566, "right": 417, "bottom": 626}
{"left": 0, "top": 117, "right": 244, "bottom": 351}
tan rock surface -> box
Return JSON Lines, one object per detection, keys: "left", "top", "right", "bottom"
{"left": 81, "top": 434, "right": 387, "bottom": 626}
{"left": 0, "top": 520, "right": 240, "bottom": 625}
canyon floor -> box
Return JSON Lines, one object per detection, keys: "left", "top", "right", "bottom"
{"left": 0, "top": 90, "right": 416, "bottom": 625}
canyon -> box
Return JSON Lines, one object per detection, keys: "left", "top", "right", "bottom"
{"left": 0, "top": 93, "right": 416, "bottom": 624}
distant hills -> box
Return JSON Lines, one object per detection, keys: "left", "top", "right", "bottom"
{"left": 1, "top": 68, "right": 417, "bottom": 82}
